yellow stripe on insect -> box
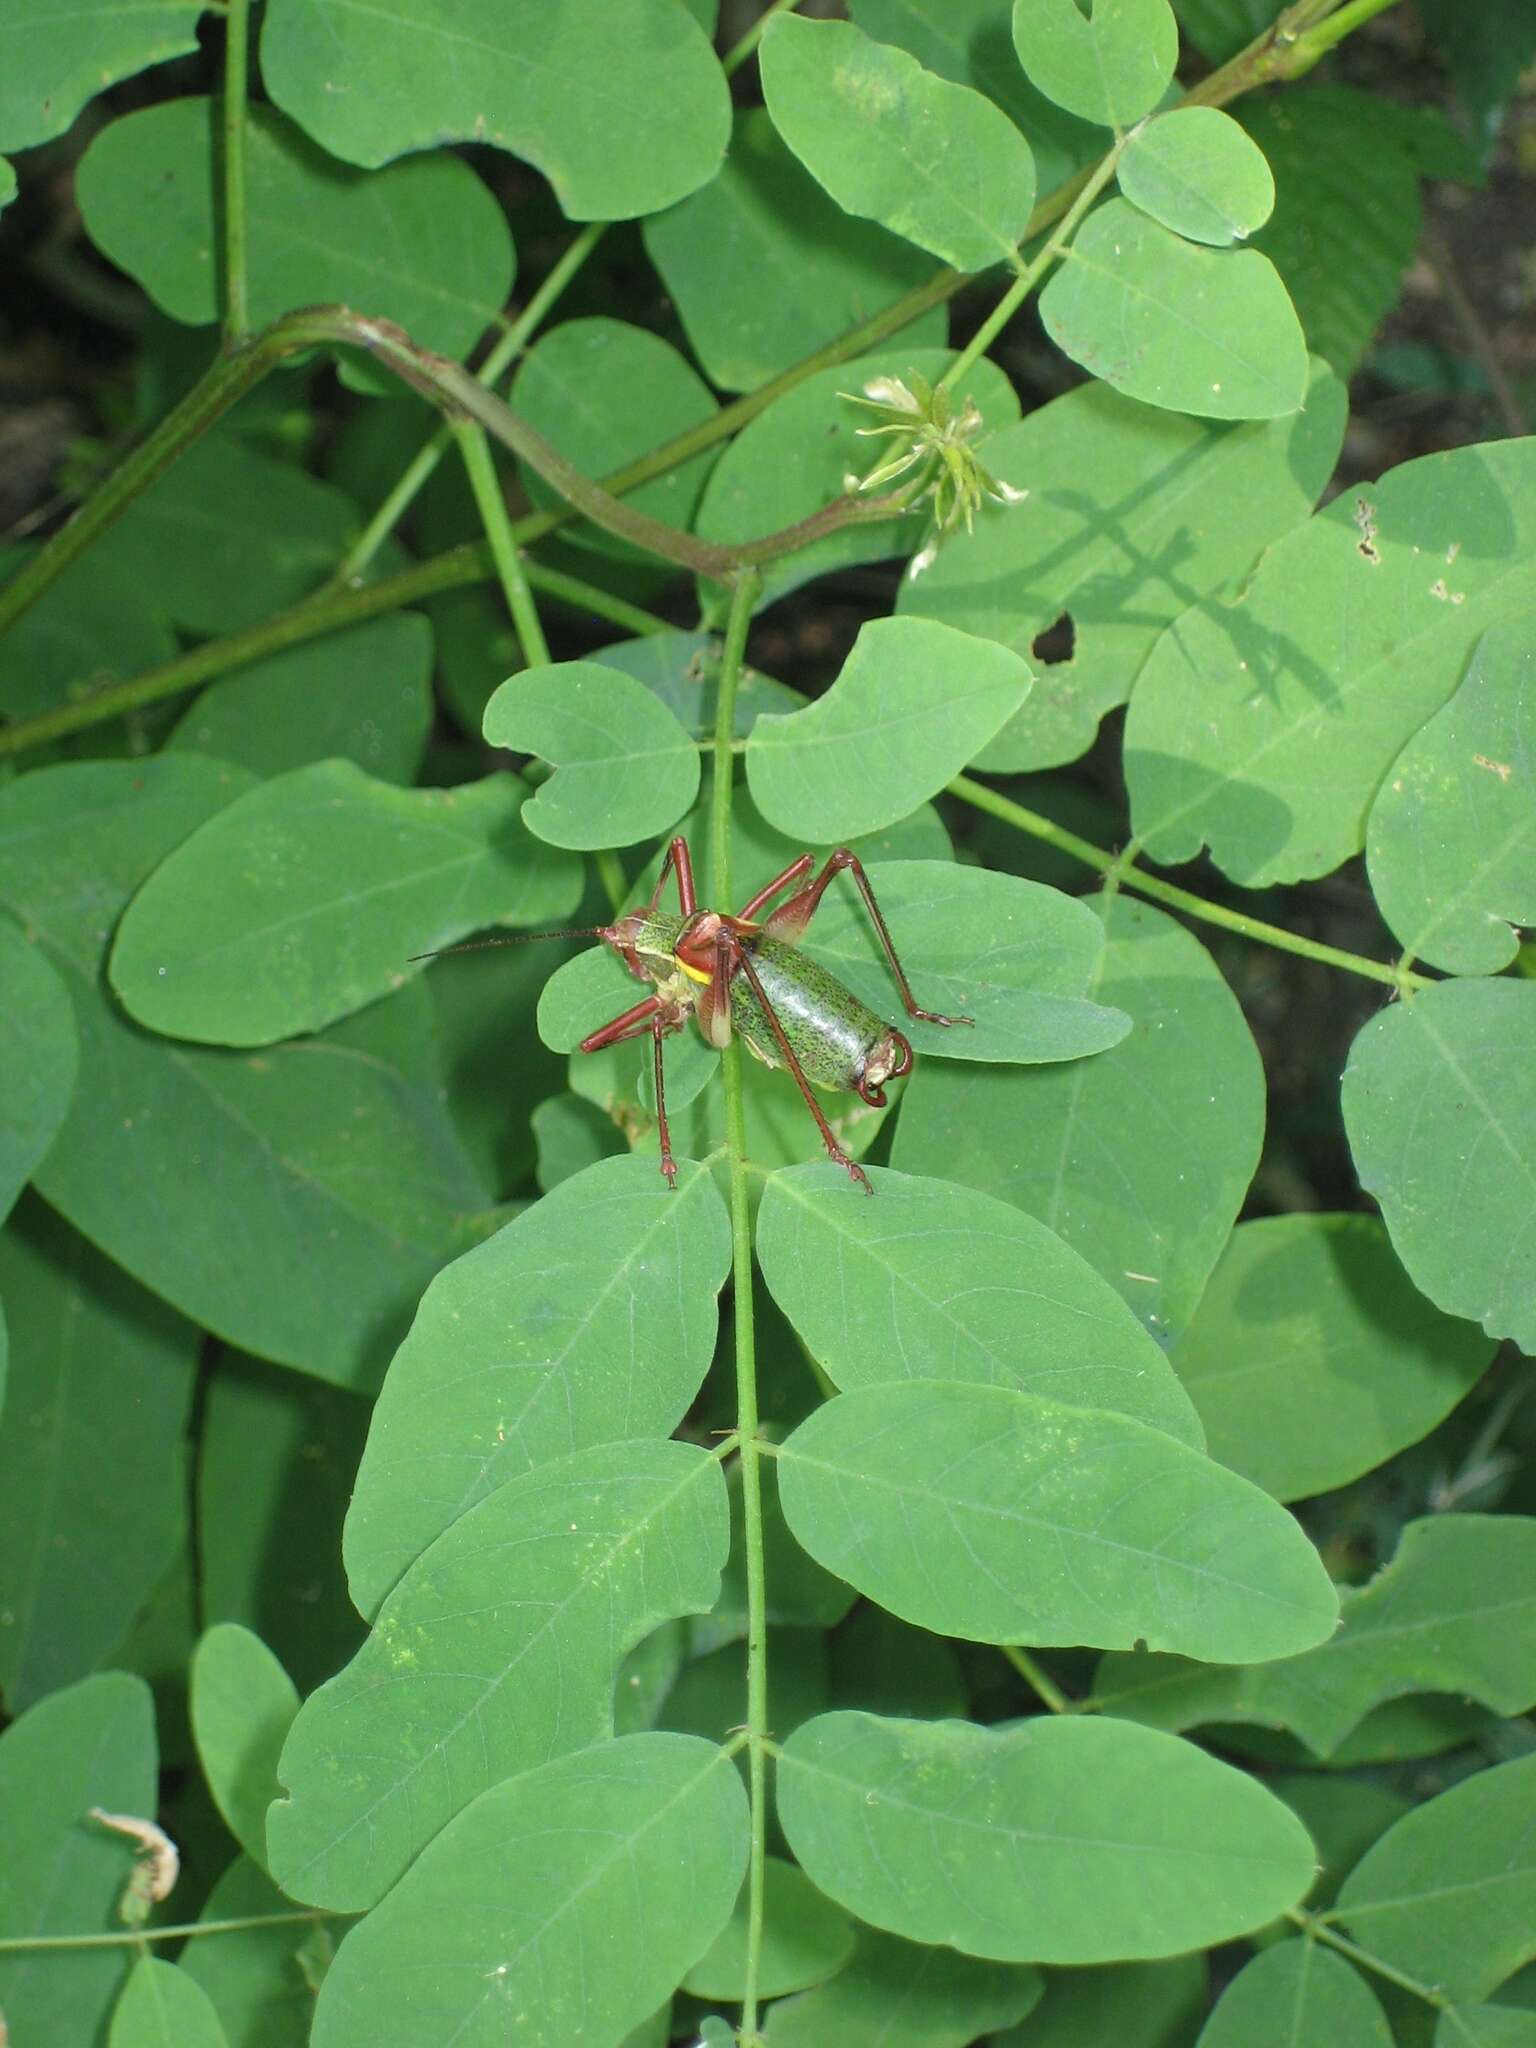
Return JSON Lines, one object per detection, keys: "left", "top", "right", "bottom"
{"left": 675, "top": 956, "right": 712, "bottom": 985}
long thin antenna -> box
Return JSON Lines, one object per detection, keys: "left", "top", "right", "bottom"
{"left": 408, "top": 927, "right": 605, "bottom": 963}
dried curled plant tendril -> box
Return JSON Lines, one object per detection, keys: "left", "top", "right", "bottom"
{"left": 88, "top": 1807, "right": 180, "bottom": 1927}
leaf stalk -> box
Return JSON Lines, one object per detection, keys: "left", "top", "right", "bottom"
{"left": 0, "top": 1908, "right": 337, "bottom": 1954}
{"left": 1285, "top": 1909, "right": 1451, "bottom": 2008}
{"left": 950, "top": 776, "right": 1431, "bottom": 994}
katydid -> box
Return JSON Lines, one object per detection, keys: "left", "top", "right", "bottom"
{"left": 418, "top": 836, "right": 971, "bottom": 1193}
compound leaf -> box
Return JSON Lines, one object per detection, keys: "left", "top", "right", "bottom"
{"left": 77, "top": 100, "right": 513, "bottom": 364}
{"left": 746, "top": 617, "right": 1031, "bottom": 841}
{"left": 0, "top": 0, "right": 204, "bottom": 151}
{"left": 1119, "top": 106, "right": 1275, "bottom": 247}
{"left": 168, "top": 616, "right": 434, "bottom": 785}
{"left": 1366, "top": 619, "right": 1536, "bottom": 974}
{"left": 344, "top": 1155, "right": 730, "bottom": 1618}
{"left": 1171, "top": 1214, "right": 1494, "bottom": 1501}
{"left": 1094, "top": 1515, "right": 1536, "bottom": 1758}
{"left": 1195, "top": 1941, "right": 1391, "bottom": 2048}
{"left": 0, "top": 541, "right": 176, "bottom": 722}
{"left": 777, "top": 1710, "right": 1316, "bottom": 1961}
{"left": 760, "top": 14, "right": 1037, "bottom": 273}
{"left": 308, "top": 1734, "right": 748, "bottom": 2047}
{"left": 898, "top": 359, "right": 1345, "bottom": 771}
{"left": 0, "top": 1674, "right": 157, "bottom": 2046}
{"left": 849, "top": 0, "right": 1104, "bottom": 197}
{"left": 1040, "top": 199, "right": 1308, "bottom": 420}
{"left": 1011, "top": 0, "right": 1177, "bottom": 127}
{"left": 0, "top": 1200, "right": 196, "bottom": 1712}
{"left": 757, "top": 1164, "right": 1202, "bottom": 1444}
{"left": 642, "top": 109, "right": 944, "bottom": 393}
{"left": 683, "top": 1856, "right": 854, "bottom": 1999}
{"left": 260, "top": 0, "right": 730, "bottom": 215}
{"left": 0, "top": 921, "right": 77, "bottom": 1223}
{"left": 777, "top": 1380, "right": 1337, "bottom": 1660}
{"left": 1126, "top": 438, "right": 1536, "bottom": 887}
{"left": 178, "top": 1857, "right": 318, "bottom": 2048}
{"left": 110, "top": 1958, "right": 229, "bottom": 2048}
{"left": 1434, "top": 2009, "right": 1536, "bottom": 2048}
{"left": 1336, "top": 1755, "right": 1536, "bottom": 2005}
{"left": 996, "top": 1955, "right": 1207, "bottom": 2046}
{"left": 764, "top": 1925, "right": 1042, "bottom": 2045}
{"left": 786, "top": 860, "right": 1130, "bottom": 1065}
{"left": 0, "top": 760, "right": 491, "bottom": 1389}
{"left": 894, "top": 896, "right": 1265, "bottom": 1343}
{"left": 1342, "top": 977, "right": 1536, "bottom": 1354}
{"left": 190, "top": 1625, "right": 300, "bottom": 1872}
{"left": 197, "top": 1354, "right": 369, "bottom": 1697}
{"left": 112, "top": 762, "right": 579, "bottom": 1044}
{"left": 269, "top": 1440, "right": 729, "bottom": 1909}
{"left": 483, "top": 661, "right": 700, "bottom": 850}
{"left": 88, "top": 436, "right": 356, "bottom": 638}
{"left": 582, "top": 628, "right": 805, "bottom": 741}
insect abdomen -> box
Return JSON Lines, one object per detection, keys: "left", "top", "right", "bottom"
{"left": 730, "top": 935, "right": 886, "bottom": 1090}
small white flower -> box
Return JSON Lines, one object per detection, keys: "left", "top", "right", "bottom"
{"left": 860, "top": 374, "right": 921, "bottom": 411}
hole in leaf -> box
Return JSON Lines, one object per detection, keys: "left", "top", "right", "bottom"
{"left": 1032, "top": 613, "right": 1076, "bottom": 666}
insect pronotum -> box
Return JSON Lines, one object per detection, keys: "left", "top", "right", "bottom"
{"left": 416, "top": 835, "right": 971, "bottom": 1193}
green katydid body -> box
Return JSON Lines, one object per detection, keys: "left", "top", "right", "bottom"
{"left": 624, "top": 905, "right": 903, "bottom": 1093}
{"left": 418, "top": 835, "right": 959, "bottom": 1192}
{"left": 568, "top": 835, "right": 966, "bottom": 1190}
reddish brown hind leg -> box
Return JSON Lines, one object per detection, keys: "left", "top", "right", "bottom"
{"left": 756, "top": 848, "right": 973, "bottom": 1028}
{"left": 648, "top": 835, "right": 698, "bottom": 916}
{"left": 720, "top": 930, "right": 873, "bottom": 1195}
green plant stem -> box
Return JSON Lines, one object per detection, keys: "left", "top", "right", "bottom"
{"left": 0, "top": 1909, "right": 336, "bottom": 1954}
{"left": 950, "top": 776, "right": 1431, "bottom": 994}
{"left": 1285, "top": 1910, "right": 1450, "bottom": 2009}
{"left": 936, "top": 0, "right": 1409, "bottom": 397}
{"left": 710, "top": 574, "right": 760, "bottom": 898}
{"left": 453, "top": 419, "right": 550, "bottom": 665}
{"left": 4, "top": 295, "right": 927, "bottom": 658}
{"left": 0, "top": 545, "right": 1431, "bottom": 1007}
{"left": 939, "top": 141, "right": 1126, "bottom": 396}
{"left": 721, "top": 0, "right": 800, "bottom": 74}
{"left": 0, "top": 538, "right": 494, "bottom": 757}
{"left": 0, "top": 0, "right": 1400, "bottom": 664}
{"left": 1283, "top": 0, "right": 1402, "bottom": 68}
{"left": 0, "top": 318, "right": 308, "bottom": 642}
{"left": 519, "top": 558, "right": 671, "bottom": 641}
{"left": 1001, "top": 1645, "right": 1076, "bottom": 1714}
{"left": 0, "top": 542, "right": 681, "bottom": 759}
{"left": 220, "top": 0, "right": 252, "bottom": 343}
{"left": 333, "top": 220, "right": 607, "bottom": 586}
{"left": 1184, "top": 0, "right": 1405, "bottom": 106}
{"left": 710, "top": 569, "right": 769, "bottom": 2045}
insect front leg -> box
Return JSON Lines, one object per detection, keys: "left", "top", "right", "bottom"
{"left": 759, "top": 848, "right": 974, "bottom": 1029}
{"left": 579, "top": 992, "right": 689, "bottom": 1188}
